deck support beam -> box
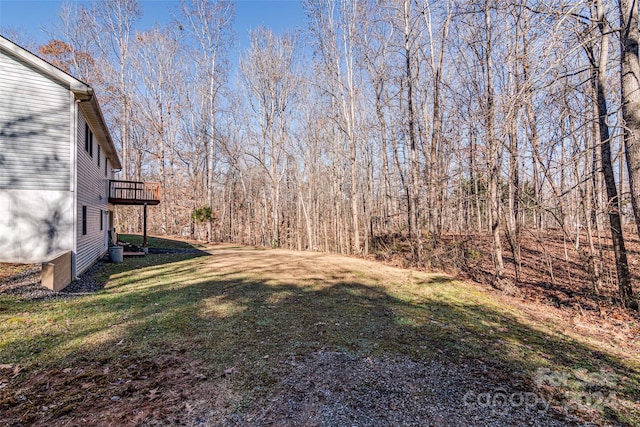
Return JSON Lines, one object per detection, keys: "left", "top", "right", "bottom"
{"left": 143, "top": 202, "right": 148, "bottom": 248}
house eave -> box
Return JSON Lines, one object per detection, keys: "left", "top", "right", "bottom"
{"left": 78, "top": 93, "right": 122, "bottom": 170}
{"left": 0, "top": 35, "right": 92, "bottom": 94}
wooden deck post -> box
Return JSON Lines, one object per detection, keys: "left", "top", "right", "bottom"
{"left": 143, "top": 202, "right": 148, "bottom": 248}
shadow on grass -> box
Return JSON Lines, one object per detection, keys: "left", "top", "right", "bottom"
{"left": 1, "top": 238, "right": 639, "bottom": 425}
{"left": 94, "top": 236, "right": 211, "bottom": 283}
{"left": 118, "top": 234, "right": 208, "bottom": 251}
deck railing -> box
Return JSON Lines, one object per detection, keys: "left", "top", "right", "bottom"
{"left": 108, "top": 180, "right": 161, "bottom": 205}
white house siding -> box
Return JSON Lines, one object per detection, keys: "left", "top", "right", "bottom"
{"left": 0, "top": 48, "right": 71, "bottom": 190}
{"left": 0, "top": 190, "right": 73, "bottom": 263}
{"left": 75, "top": 111, "right": 113, "bottom": 276}
{"left": 0, "top": 48, "right": 74, "bottom": 263}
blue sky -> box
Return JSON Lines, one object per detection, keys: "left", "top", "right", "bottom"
{"left": 0, "top": 0, "right": 306, "bottom": 51}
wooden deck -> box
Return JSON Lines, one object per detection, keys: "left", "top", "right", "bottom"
{"left": 108, "top": 180, "right": 160, "bottom": 206}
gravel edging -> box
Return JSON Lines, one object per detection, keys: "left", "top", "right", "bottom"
{"left": 0, "top": 256, "right": 108, "bottom": 301}
{"left": 0, "top": 248, "right": 205, "bottom": 300}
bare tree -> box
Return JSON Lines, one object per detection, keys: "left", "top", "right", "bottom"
{"left": 131, "top": 27, "right": 186, "bottom": 234}
{"left": 483, "top": 0, "right": 506, "bottom": 286}
{"left": 619, "top": 0, "right": 640, "bottom": 242}
{"left": 240, "top": 27, "right": 300, "bottom": 247}
{"left": 588, "top": 0, "right": 634, "bottom": 308}
{"left": 180, "top": 0, "right": 234, "bottom": 241}
{"left": 91, "top": 0, "right": 142, "bottom": 180}
{"left": 306, "top": 0, "right": 363, "bottom": 254}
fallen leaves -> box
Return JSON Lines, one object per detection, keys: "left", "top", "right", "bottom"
{"left": 0, "top": 364, "right": 22, "bottom": 381}
{"left": 148, "top": 388, "right": 160, "bottom": 400}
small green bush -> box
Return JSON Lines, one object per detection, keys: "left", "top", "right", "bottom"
{"left": 192, "top": 206, "right": 214, "bottom": 223}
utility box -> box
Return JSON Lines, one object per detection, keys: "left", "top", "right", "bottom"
{"left": 41, "top": 251, "right": 72, "bottom": 291}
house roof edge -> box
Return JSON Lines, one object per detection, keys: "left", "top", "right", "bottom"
{"left": 0, "top": 34, "right": 123, "bottom": 171}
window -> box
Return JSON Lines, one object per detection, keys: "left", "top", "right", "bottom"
{"left": 82, "top": 206, "right": 87, "bottom": 235}
{"left": 100, "top": 210, "right": 103, "bottom": 231}
{"left": 98, "top": 145, "right": 101, "bottom": 166}
{"left": 105, "top": 158, "right": 108, "bottom": 177}
{"left": 85, "top": 124, "right": 93, "bottom": 157}
{"left": 84, "top": 124, "right": 89, "bottom": 152}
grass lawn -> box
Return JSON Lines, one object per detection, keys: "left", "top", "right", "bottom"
{"left": 1, "top": 237, "right": 639, "bottom": 425}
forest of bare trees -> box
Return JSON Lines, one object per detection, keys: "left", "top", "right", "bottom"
{"left": 12, "top": 0, "right": 640, "bottom": 308}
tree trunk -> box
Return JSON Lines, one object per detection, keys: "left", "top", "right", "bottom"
{"left": 594, "top": 0, "right": 634, "bottom": 308}
{"left": 404, "top": 0, "right": 422, "bottom": 263}
{"left": 206, "top": 54, "right": 216, "bottom": 243}
{"left": 620, "top": 0, "right": 640, "bottom": 240}
{"left": 484, "top": 0, "right": 506, "bottom": 285}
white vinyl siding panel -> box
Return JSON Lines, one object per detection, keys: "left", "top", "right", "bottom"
{"left": 76, "top": 112, "right": 111, "bottom": 275}
{"left": 0, "top": 49, "right": 71, "bottom": 190}
{"left": 0, "top": 189, "right": 73, "bottom": 263}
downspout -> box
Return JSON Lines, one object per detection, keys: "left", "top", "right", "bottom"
{"left": 72, "top": 87, "right": 93, "bottom": 278}
{"left": 72, "top": 96, "right": 80, "bottom": 279}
